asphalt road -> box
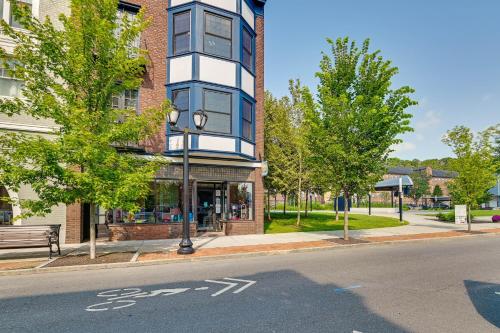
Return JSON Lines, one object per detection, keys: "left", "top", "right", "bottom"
{"left": 1, "top": 236, "right": 499, "bottom": 333}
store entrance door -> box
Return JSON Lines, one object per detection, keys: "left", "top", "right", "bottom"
{"left": 197, "top": 183, "right": 224, "bottom": 231}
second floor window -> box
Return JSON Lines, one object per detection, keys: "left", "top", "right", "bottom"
{"left": 203, "top": 89, "right": 231, "bottom": 134}
{"left": 242, "top": 99, "right": 253, "bottom": 141}
{"left": 10, "top": 0, "right": 32, "bottom": 29}
{"left": 204, "top": 12, "right": 232, "bottom": 59}
{"left": 173, "top": 11, "right": 190, "bottom": 55}
{"left": 242, "top": 28, "right": 253, "bottom": 71}
{"left": 0, "top": 64, "right": 23, "bottom": 98}
{"left": 172, "top": 89, "right": 189, "bottom": 129}
{"left": 112, "top": 89, "right": 138, "bottom": 112}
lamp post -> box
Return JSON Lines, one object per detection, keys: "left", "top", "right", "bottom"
{"left": 167, "top": 108, "right": 208, "bottom": 255}
{"left": 399, "top": 177, "right": 403, "bottom": 222}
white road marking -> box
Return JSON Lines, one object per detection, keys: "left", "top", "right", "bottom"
{"left": 112, "top": 300, "right": 137, "bottom": 310}
{"left": 335, "top": 285, "right": 362, "bottom": 293}
{"left": 223, "top": 278, "right": 257, "bottom": 294}
{"left": 205, "top": 279, "right": 239, "bottom": 297}
{"left": 195, "top": 287, "right": 209, "bottom": 291}
{"left": 495, "top": 292, "right": 500, "bottom": 295}
{"left": 134, "top": 288, "right": 190, "bottom": 298}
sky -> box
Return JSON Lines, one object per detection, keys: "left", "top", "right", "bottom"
{"left": 264, "top": 0, "right": 500, "bottom": 160}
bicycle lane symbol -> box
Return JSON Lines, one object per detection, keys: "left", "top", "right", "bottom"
{"left": 85, "top": 288, "right": 190, "bottom": 312}
{"left": 85, "top": 278, "right": 257, "bottom": 312}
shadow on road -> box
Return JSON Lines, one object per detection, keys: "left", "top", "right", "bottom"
{"left": 0, "top": 270, "right": 408, "bottom": 333}
{"left": 464, "top": 280, "right": 500, "bottom": 329}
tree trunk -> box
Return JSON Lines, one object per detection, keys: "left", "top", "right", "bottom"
{"left": 305, "top": 190, "right": 309, "bottom": 217}
{"left": 283, "top": 193, "right": 287, "bottom": 215}
{"left": 467, "top": 205, "right": 471, "bottom": 232}
{"left": 343, "top": 193, "right": 349, "bottom": 240}
{"left": 89, "top": 204, "right": 97, "bottom": 260}
{"left": 267, "top": 191, "right": 271, "bottom": 221}
{"left": 335, "top": 196, "right": 339, "bottom": 221}
{"left": 296, "top": 157, "right": 302, "bottom": 227}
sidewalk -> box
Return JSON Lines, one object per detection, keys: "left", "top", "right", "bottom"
{"left": 1, "top": 212, "right": 499, "bottom": 273}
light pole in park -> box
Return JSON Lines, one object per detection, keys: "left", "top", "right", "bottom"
{"left": 399, "top": 177, "right": 403, "bottom": 222}
{"left": 167, "top": 108, "right": 208, "bottom": 255}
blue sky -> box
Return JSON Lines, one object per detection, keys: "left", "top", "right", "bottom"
{"left": 264, "top": 0, "right": 500, "bottom": 160}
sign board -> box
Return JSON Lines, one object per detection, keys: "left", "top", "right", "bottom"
{"left": 261, "top": 161, "right": 269, "bottom": 177}
{"left": 455, "top": 205, "right": 467, "bottom": 224}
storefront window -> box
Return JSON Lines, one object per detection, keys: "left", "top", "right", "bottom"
{"left": 228, "top": 182, "right": 253, "bottom": 221}
{"left": 108, "top": 181, "right": 192, "bottom": 224}
{"left": 0, "top": 186, "right": 13, "bottom": 225}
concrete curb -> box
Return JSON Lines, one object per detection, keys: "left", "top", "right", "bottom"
{"left": 0, "top": 231, "right": 499, "bottom": 277}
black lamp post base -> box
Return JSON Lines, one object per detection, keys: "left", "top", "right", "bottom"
{"left": 177, "top": 246, "right": 195, "bottom": 255}
{"left": 177, "top": 238, "right": 195, "bottom": 255}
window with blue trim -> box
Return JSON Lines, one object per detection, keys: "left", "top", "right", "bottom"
{"left": 242, "top": 99, "right": 253, "bottom": 141}
{"left": 204, "top": 12, "right": 232, "bottom": 59}
{"left": 173, "top": 11, "right": 190, "bottom": 55}
{"left": 242, "top": 28, "right": 253, "bottom": 71}
{"left": 172, "top": 89, "right": 190, "bottom": 129}
{"left": 203, "top": 89, "right": 231, "bottom": 134}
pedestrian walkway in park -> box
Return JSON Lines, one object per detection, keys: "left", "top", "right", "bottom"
{"left": 1, "top": 212, "right": 499, "bottom": 273}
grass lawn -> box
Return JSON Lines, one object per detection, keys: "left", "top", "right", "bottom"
{"left": 470, "top": 209, "right": 500, "bottom": 217}
{"left": 265, "top": 211, "right": 407, "bottom": 234}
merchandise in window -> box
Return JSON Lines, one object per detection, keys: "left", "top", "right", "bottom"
{"left": 242, "top": 28, "right": 253, "bottom": 71}
{"left": 203, "top": 89, "right": 231, "bottom": 134}
{"left": 204, "top": 12, "right": 232, "bottom": 58}
{"left": 228, "top": 183, "right": 253, "bottom": 221}
{"left": 9, "top": 0, "right": 32, "bottom": 29}
{"left": 242, "top": 99, "right": 253, "bottom": 141}
{"left": 173, "top": 11, "right": 190, "bottom": 55}
{"left": 172, "top": 89, "right": 190, "bottom": 129}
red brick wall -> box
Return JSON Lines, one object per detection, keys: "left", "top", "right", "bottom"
{"left": 65, "top": 203, "right": 82, "bottom": 244}
{"left": 129, "top": 0, "right": 168, "bottom": 153}
{"left": 109, "top": 223, "right": 197, "bottom": 241}
{"left": 224, "top": 221, "right": 258, "bottom": 235}
{"left": 253, "top": 14, "right": 265, "bottom": 235}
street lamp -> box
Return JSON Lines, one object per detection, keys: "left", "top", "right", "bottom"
{"left": 167, "top": 108, "right": 208, "bottom": 255}
{"left": 399, "top": 177, "right": 403, "bottom": 222}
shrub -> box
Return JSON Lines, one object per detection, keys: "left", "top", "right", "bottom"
{"left": 492, "top": 215, "right": 500, "bottom": 223}
{"left": 437, "top": 211, "right": 474, "bottom": 222}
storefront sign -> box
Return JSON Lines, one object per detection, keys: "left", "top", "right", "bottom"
{"left": 455, "top": 205, "right": 467, "bottom": 224}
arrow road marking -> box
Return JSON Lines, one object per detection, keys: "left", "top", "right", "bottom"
{"left": 223, "top": 278, "right": 257, "bottom": 294}
{"left": 335, "top": 285, "right": 362, "bottom": 293}
{"left": 134, "top": 288, "right": 190, "bottom": 298}
{"left": 495, "top": 292, "right": 500, "bottom": 296}
{"left": 205, "top": 279, "right": 239, "bottom": 297}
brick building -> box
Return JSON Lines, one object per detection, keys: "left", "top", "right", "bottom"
{"left": 371, "top": 166, "right": 457, "bottom": 206}
{"left": 0, "top": 0, "right": 267, "bottom": 243}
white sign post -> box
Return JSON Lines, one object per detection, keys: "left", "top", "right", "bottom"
{"left": 455, "top": 205, "right": 467, "bottom": 224}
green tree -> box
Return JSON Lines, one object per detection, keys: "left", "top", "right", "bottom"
{"left": 443, "top": 126, "right": 498, "bottom": 231}
{"left": 316, "top": 37, "right": 416, "bottom": 240}
{"left": 432, "top": 185, "right": 443, "bottom": 197}
{"left": 408, "top": 171, "right": 430, "bottom": 206}
{"left": 0, "top": 0, "right": 170, "bottom": 258}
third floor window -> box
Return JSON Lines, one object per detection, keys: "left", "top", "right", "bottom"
{"left": 242, "top": 28, "right": 253, "bottom": 71}
{"left": 204, "top": 12, "right": 232, "bottom": 59}
{"left": 173, "top": 11, "right": 190, "bottom": 55}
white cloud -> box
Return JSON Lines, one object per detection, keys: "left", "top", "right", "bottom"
{"left": 415, "top": 133, "right": 425, "bottom": 142}
{"left": 415, "top": 110, "right": 441, "bottom": 130}
{"left": 391, "top": 142, "right": 417, "bottom": 153}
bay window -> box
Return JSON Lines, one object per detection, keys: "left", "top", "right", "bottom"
{"left": 204, "top": 12, "right": 232, "bottom": 58}
{"left": 203, "top": 89, "right": 231, "bottom": 134}
{"left": 172, "top": 88, "right": 190, "bottom": 129}
{"left": 242, "top": 28, "right": 253, "bottom": 71}
{"left": 242, "top": 99, "right": 253, "bottom": 141}
{"left": 173, "top": 11, "right": 190, "bottom": 55}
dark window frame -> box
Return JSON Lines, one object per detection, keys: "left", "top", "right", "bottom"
{"left": 242, "top": 98, "right": 253, "bottom": 141}
{"left": 202, "top": 88, "right": 232, "bottom": 135}
{"left": 203, "top": 11, "right": 233, "bottom": 59}
{"left": 242, "top": 27, "right": 254, "bottom": 72}
{"left": 173, "top": 10, "right": 191, "bottom": 55}
{"left": 172, "top": 88, "right": 190, "bottom": 129}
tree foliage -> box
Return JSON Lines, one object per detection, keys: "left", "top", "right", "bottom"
{"left": 432, "top": 185, "right": 443, "bottom": 197}
{"left": 443, "top": 125, "right": 498, "bottom": 230}
{"left": 0, "top": 0, "right": 170, "bottom": 254}
{"left": 408, "top": 171, "right": 430, "bottom": 205}
{"left": 314, "top": 37, "right": 416, "bottom": 239}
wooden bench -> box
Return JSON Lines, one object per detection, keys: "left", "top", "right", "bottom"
{"left": 0, "top": 225, "right": 61, "bottom": 259}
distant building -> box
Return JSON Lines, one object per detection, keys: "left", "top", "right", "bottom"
{"left": 371, "top": 166, "right": 457, "bottom": 207}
